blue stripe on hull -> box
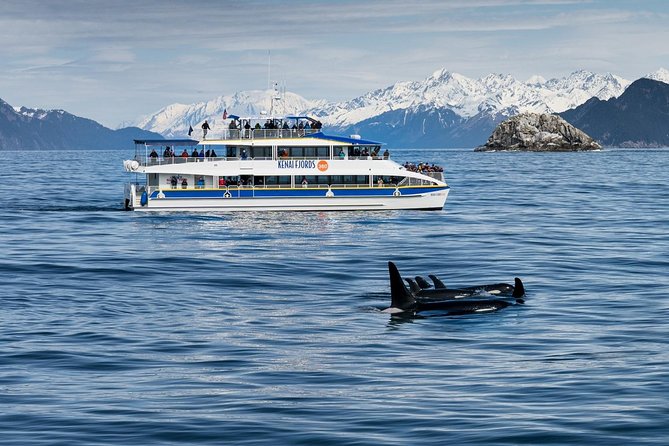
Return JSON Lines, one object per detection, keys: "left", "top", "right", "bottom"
{"left": 150, "top": 186, "right": 449, "bottom": 200}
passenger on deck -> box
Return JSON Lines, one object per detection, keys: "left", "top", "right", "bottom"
{"left": 149, "top": 149, "right": 158, "bottom": 158}
{"left": 377, "top": 177, "right": 384, "bottom": 187}
{"left": 196, "top": 177, "right": 205, "bottom": 188}
{"left": 170, "top": 176, "right": 178, "bottom": 188}
{"left": 240, "top": 149, "right": 248, "bottom": 160}
{"left": 229, "top": 120, "right": 237, "bottom": 129}
{"left": 383, "top": 149, "right": 390, "bottom": 159}
{"left": 280, "top": 149, "right": 288, "bottom": 158}
{"left": 181, "top": 178, "right": 188, "bottom": 189}
{"left": 180, "top": 149, "right": 189, "bottom": 158}
{"left": 205, "top": 149, "right": 211, "bottom": 158}
{"left": 218, "top": 177, "right": 227, "bottom": 188}
{"left": 198, "top": 148, "right": 205, "bottom": 159}
{"left": 210, "top": 149, "right": 217, "bottom": 158}
{"left": 201, "top": 120, "right": 211, "bottom": 139}
{"left": 191, "top": 148, "right": 198, "bottom": 158}
{"left": 338, "top": 149, "right": 345, "bottom": 159}
{"left": 163, "top": 146, "right": 173, "bottom": 158}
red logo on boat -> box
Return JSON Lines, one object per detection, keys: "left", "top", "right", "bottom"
{"left": 317, "top": 160, "right": 329, "bottom": 172}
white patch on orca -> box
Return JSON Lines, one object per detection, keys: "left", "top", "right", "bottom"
{"left": 382, "top": 307, "right": 405, "bottom": 314}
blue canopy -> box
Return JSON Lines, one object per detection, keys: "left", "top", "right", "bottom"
{"left": 134, "top": 139, "right": 199, "bottom": 146}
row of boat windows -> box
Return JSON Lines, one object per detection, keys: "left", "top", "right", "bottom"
{"left": 147, "top": 145, "right": 383, "bottom": 160}
{"left": 149, "top": 174, "right": 413, "bottom": 187}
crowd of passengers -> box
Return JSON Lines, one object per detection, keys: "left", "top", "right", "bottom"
{"left": 402, "top": 162, "right": 444, "bottom": 173}
{"left": 149, "top": 146, "right": 390, "bottom": 161}
{"left": 167, "top": 175, "right": 268, "bottom": 189}
{"left": 228, "top": 118, "right": 323, "bottom": 131}
{"left": 149, "top": 146, "right": 219, "bottom": 159}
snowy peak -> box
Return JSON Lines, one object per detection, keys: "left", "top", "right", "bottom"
{"left": 135, "top": 68, "right": 659, "bottom": 137}
{"left": 134, "top": 89, "right": 320, "bottom": 138}
{"left": 645, "top": 67, "right": 669, "bottom": 84}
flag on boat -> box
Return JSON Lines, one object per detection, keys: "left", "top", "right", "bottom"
{"left": 188, "top": 125, "right": 193, "bottom": 136}
{"left": 222, "top": 109, "right": 228, "bottom": 120}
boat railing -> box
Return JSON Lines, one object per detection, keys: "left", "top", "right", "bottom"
{"left": 211, "top": 128, "right": 320, "bottom": 140}
{"left": 423, "top": 171, "right": 445, "bottom": 182}
{"left": 138, "top": 155, "right": 389, "bottom": 166}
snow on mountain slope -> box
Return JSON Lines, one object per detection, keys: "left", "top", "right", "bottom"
{"left": 135, "top": 90, "right": 321, "bottom": 138}
{"left": 136, "top": 69, "right": 636, "bottom": 137}
{"left": 645, "top": 67, "right": 669, "bottom": 84}
{"left": 317, "top": 69, "right": 631, "bottom": 128}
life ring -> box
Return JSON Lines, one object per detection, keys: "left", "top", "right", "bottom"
{"left": 393, "top": 188, "right": 401, "bottom": 197}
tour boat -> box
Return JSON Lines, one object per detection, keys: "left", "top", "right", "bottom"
{"left": 122, "top": 116, "right": 449, "bottom": 211}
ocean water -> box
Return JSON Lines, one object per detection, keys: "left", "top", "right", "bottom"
{"left": 1, "top": 148, "right": 668, "bottom": 445}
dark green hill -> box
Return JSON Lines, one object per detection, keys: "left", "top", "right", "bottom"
{"left": 560, "top": 78, "right": 669, "bottom": 147}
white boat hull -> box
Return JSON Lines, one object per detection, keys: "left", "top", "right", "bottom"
{"left": 128, "top": 189, "right": 449, "bottom": 212}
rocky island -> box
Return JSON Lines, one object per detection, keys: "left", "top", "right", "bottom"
{"left": 475, "top": 113, "right": 601, "bottom": 152}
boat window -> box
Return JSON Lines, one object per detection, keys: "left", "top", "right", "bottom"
{"left": 250, "top": 146, "right": 271, "bottom": 159}
{"left": 265, "top": 175, "right": 291, "bottom": 186}
{"left": 284, "top": 146, "right": 329, "bottom": 159}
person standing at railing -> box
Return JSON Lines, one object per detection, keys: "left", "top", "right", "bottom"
{"left": 181, "top": 178, "right": 188, "bottom": 189}
{"left": 383, "top": 149, "right": 389, "bottom": 159}
{"left": 201, "top": 120, "right": 211, "bottom": 139}
{"left": 181, "top": 149, "right": 189, "bottom": 158}
{"left": 149, "top": 148, "right": 158, "bottom": 159}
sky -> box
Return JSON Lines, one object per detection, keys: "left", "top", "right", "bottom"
{"left": 0, "top": 0, "right": 667, "bottom": 127}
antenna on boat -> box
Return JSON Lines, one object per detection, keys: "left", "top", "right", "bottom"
{"left": 267, "top": 50, "right": 271, "bottom": 90}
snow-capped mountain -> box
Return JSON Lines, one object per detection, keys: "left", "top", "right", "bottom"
{"left": 645, "top": 67, "right": 669, "bottom": 84}
{"left": 134, "top": 68, "right": 667, "bottom": 147}
{"left": 135, "top": 90, "right": 323, "bottom": 138}
{"left": 1, "top": 97, "right": 160, "bottom": 150}
{"left": 313, "top": 69, "right": 632, "bottom": 128}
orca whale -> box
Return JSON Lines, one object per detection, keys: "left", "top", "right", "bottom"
{"left": 413, "top": 278, "right": 523, "bottom": 300}
{"left": 404, "top": 278, "right": 422, "bottom": 294}
{"left": 415, "top": 276, "right": 433, "bottom": 289}
{"left": 428, "top": 274, "right": 447, "bottom": 289}
{"left": 384, "top": 262, "right": 525, "bottom": 315}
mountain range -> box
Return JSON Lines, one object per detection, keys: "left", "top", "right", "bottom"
{"left": 134, "top": 68, "right": 669, "bottom": 148}
{"left": 2, "top": 68, "right": 668, "bottom": 150}
{"left": 0, "top": 98, "right": 161, "bottom": 150}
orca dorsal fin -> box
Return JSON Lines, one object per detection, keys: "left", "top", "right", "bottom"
{"left": 389, "top": 262, "right": 416, "bottom": 310}
{"left": 415, "top": 276, "right": 432, "bottom": 289}
{"left": 512, "top": 277, "right": 525, "bottom": 298}
{"left": 404, "top": 278, "right": 421, "bottom": 293}
{"left": 428, "top": 274, "right": 447, "bottom": 289}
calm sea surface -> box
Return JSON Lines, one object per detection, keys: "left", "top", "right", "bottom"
{"left": 1, "top": 148, "right": 668, "bottom": 445}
